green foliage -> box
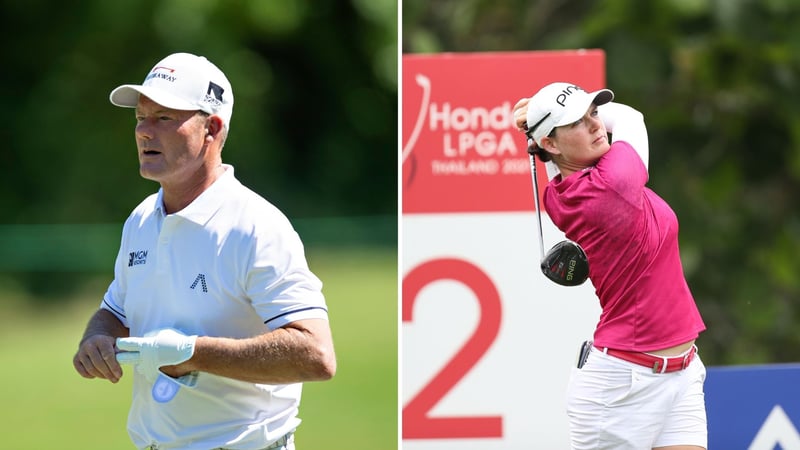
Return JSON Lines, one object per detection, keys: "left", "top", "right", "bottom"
{"left": 404, "top": 0, "right": 800, "bottom": 365}
{"left": 0, "top": 0, "right": 397, "bottom": 222}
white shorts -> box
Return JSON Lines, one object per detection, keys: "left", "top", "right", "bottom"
{"left": 566, "top": 346, "right": 707, "bottom": 449}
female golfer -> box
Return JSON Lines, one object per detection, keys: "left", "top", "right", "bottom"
{"left": 513, "top": 82, "right": 707, "bottom": 450}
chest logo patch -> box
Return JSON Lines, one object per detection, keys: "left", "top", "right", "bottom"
{"left": 190, "top": 273, "right": 208, "bottom": 293}
{"left": 128, "top": 250, "right": 148, "bottom": 267}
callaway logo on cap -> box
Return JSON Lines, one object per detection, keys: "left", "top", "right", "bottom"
{"left": 526, "top": 82, "right": 613, "bottom": 147}
{"left": 109, "top": 52, "right": 234, "bottom": 129}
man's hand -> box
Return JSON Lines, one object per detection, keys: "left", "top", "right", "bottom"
{"left": 74, "top": 334, "right": 124, "bottom": 383}
{"left": 116, "top": 328, "right": 197, "bottom": 382}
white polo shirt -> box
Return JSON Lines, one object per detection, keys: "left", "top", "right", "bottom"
{"left": 101, "top": 165, "right": 329, "bottom": 450}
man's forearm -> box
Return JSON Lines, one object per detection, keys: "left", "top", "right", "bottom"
{"left": 80, "top": 308, "right": 129, "bottom": 344}
{"left": 173, "top": 319, "right": 336, "bottom": 385}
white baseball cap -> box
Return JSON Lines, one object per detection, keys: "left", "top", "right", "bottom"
{"left": 526, "top": 82, "right": 613, "bottom": 146}
{"left": 109, "top": 52, "right": 234, "bottom": 128}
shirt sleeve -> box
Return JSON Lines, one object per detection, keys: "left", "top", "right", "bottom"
{"left": 594, "top": 141, "right": 649, "bottom": 207}
{"left": 598, "top": 102, "right": 649, "bottom": 171}
{"left": 100, "top": 221, "right": 130, "bottom": 328}
{"left": 247, "top": 213, "right": 329, "bottom": 331}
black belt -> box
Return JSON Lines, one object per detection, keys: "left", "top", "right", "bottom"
{"left": 146, "top": 431, "right": 293, "bottom": 450}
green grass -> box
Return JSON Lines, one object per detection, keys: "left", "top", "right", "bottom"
{"left": 0, "top": 246, "right": 398, "bottom": 449}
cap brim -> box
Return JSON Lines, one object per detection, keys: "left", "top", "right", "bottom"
{"left": 109, "top": 84, "right": 200, "bottom": 111}
{"left": 554, "top": 88, "right": 615, "bottom": 127}
{"left": 592, "top": 89, "right": 614, "bottom": 107}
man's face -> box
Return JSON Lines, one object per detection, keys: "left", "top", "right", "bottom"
{"left": 134, "top": 95, "right": 209, "bottom": 185}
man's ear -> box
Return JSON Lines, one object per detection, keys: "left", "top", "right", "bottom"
{"left": 205, "top": 115, "right": 224, "bottom": 140}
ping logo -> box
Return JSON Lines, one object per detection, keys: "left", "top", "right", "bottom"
{"left": 555, "top": 84, "right": 585, "bottom": 107}
{"left": 190, "top": 273, "right": 208, "bottom": 293}
{"left": 128, "top": 250, "right": 148, "bottom": 267}
{"left": 566, "top": 258, "right": 577, "bottom": 281}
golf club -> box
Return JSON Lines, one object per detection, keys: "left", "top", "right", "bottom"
{"left": 527, "top": 139, "right": 590, "bottom": 286}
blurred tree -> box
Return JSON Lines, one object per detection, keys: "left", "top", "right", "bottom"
{"left": 0, "top": 0, "right": 397, "bottom": 223}
{"left": 403, "top": 0, "right": 800, "bottom": 365}
{"left": 0, "top": 0, "right": 397, "bottom": 299}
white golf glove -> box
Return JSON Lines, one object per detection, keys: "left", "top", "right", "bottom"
{"left": 115, "top": 328, "right": 197, "bottom": 383}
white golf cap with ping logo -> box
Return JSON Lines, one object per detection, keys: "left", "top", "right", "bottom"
{"left": 526, "top": 82, "right": 613, "bottom": 147}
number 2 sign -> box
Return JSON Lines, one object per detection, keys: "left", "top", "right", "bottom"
{"left": 402, "top": 258, "right": 503, "bottom": 439}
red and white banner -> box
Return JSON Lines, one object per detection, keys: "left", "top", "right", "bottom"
{"left": 402, "top": 50, "right": 606, "bottom": 449}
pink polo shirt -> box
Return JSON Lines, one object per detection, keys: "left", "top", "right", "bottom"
{"left": 544, "top": 141, "right": 705, "bottom": 352}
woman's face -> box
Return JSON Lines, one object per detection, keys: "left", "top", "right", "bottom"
{"left": 542, "top": 104, "right": 610, "bottom": 172}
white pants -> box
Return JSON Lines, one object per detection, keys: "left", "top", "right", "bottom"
{"left": 566, "top": 346, "right": 707, "bottom": 449}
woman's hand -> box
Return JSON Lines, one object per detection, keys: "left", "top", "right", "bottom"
{"left": 512, "top": 97, "right": 530, "bottom": 132}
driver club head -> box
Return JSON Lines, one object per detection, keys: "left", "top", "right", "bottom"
{"left": 540, "top": 240, "right": 589, "bottom": 286}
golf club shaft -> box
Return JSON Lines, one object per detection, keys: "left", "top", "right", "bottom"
{"left": 528, "top": 150, "right": 546, "bottom": 261}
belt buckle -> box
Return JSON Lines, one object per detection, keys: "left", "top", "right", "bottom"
{"left": 652, "top": 356, "right": 669, "bottom": 374}
{"left": 266, "top": 432, "right": 291, "bottom": 450}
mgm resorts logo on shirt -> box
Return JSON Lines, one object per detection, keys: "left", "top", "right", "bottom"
{"left": 128, "top": 250, "right": 148, "bottom": 267}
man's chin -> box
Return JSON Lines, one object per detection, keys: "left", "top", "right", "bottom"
{"left": 139, "top": 167, "right": 165, "bottom": 183}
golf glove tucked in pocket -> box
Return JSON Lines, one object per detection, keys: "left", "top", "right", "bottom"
{"left": 115, "top": 328, "right": 197, "bottom": 383}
